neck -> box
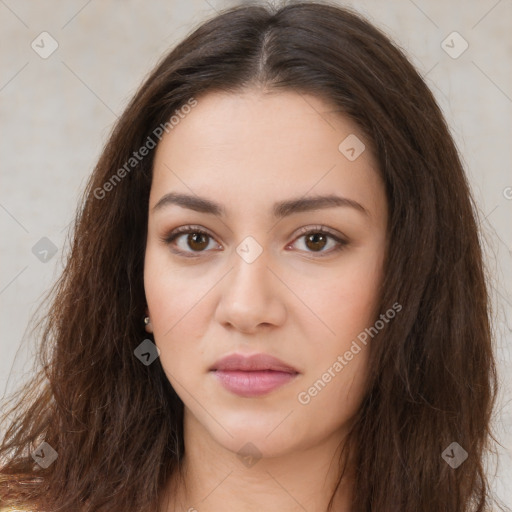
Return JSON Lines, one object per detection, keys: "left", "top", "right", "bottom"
{"left": 160, "top": 408, "right": 355, "bottom": 512}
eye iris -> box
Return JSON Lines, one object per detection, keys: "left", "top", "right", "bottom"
{"left": 305, "top": 233, "right": 327, "bottom": 252}
{"left": 188, "top": 232, "right": 209, "bottom": 251}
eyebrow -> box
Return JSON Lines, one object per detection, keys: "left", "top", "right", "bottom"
{"left": 151, "top": 192, "right": 369, "bottom": 218}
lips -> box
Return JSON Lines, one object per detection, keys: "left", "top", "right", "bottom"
{"left": 209, "top": 353, "right": 299, "bottom": 397}
{"left": 209, "top": 353, "right": 299, "bottom": 373}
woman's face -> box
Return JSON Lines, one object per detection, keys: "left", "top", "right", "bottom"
{"left": 144, "top": 89, "right": 388, "bottom": 458}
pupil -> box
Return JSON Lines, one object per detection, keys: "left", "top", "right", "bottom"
{"left": 306, "top": 233, "right": 326, "bottom": 251}
{"left": 189, "top": 233, "right": 208, "bottom": 251}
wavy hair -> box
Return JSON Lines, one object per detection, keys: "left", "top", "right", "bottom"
{"left": 0, "top": 1, "right": 500, "bottom": 511}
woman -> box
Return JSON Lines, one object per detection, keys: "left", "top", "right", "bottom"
{"left": 0, "top": 1, "right": 501, "bottom": 511}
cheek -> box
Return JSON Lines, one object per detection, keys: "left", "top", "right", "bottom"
{"left": 143, "top": 252, "right": 211, "bottom": 377}
{"left": 144, "top": 248, "right": 198, "bottom": 333}
{"left": 306, "top": 252, "right": 384, "bottom": 345}
{"left": 305, "top": 349, "right": 370, "bottom": 432}
{"left": 144, "top": 280, "right": 204, "bottom": 391}
{"left": 294, "top": 250, "right": 383, "bottom": 408}
{"left": 296, "top": 276, "right": 376, "bottom": 423}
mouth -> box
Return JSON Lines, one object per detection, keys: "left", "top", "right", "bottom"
{"left": 209, "top": 353, "right": 300, "bottom": 397}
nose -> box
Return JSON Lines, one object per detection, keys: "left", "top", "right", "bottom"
{"left": 214, "top": 246, "right": 287, "bottom": 334}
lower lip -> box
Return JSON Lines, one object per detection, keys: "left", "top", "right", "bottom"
{"left": 211, "top": 370, "right": 298, "bottom": 397}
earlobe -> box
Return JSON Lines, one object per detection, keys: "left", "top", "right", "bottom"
{"left": 144, "top": 313, "right": 153, "bottom": 333}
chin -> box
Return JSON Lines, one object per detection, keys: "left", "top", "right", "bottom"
{"left": 202, "top": 413, "right": 305, "bottom": 459}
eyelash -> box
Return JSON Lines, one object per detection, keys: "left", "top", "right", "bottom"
{"left": 161, "top": 224, "right": 348, "bottom": 259}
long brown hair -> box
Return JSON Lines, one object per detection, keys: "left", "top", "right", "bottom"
{"left": 0, "top": 2, "right": 501, "bottom": 511}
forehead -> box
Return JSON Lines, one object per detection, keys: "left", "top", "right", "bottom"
{"left": 154, "top": 89, "right": 360, "bottom": 155}
{"left": 149, "top": 89, "right": 384, "bottom": 220}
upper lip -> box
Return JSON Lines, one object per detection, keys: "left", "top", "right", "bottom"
{"left": 209, "top": 353, "right": 299, "bottom": 374}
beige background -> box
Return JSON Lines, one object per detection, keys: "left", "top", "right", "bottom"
{"left": 1, "top": 0, "right": 511, "bottom": 507}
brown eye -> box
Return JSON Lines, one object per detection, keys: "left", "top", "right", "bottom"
{"left": 186, "top": 232, "right": 210, "bottom": 251}
{"left": 289, "top": 226, "right": 348, "bottom": 257}
{"left": 304, "top": 232, "right": 328, "bottom": 252}
{"left": 165, "top": 228, "right": 217, "bottom": 255}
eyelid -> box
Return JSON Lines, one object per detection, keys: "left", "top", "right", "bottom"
{"left": 293, "top": 224, "right": 342, "bottom": 239}
{"left": 161, "top": 224, "right": 348, "bottom": 258}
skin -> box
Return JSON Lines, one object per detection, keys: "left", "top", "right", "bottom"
{"left": 143, "top": 88, "right": 388, "bottom": 511}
